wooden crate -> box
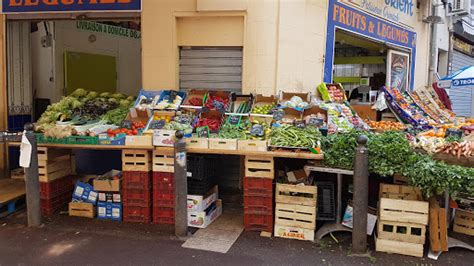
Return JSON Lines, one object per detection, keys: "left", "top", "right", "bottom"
{"left": 69, "top": 202, "right": 95, "bottom": 218}
{"left": 274, "top": 224, "right": 315, "bottom": 241}
{"left": 429, "top": 206, "right": 448, "bottom": 252}
{"left": 375, "top": 236, "right": 424, "bottom": 258}
{"left": 379, "top": 184, "right": 423, "bottom": 201}
{"left": 208, "top": 138, "right": 237, "bottom": 150}
{"left": 379, "top": 198, "right": 429, "bottom": 225}
{"left": 275, "top": 183, "right": 317, "bottom": 206}
{"left": 37, "top": 147, "right": 71, "bottom": 162}
{"left": 186, "top": 137, "right": 209, "bottom": 149}
{"left": 122, "top": 149, "right": 152, "bottom": 172}
{"left": 238, "top": 140, "right": 268, "bottom": 152}
{"left": 245, "top": 156, "right": 274, "bottom": 179}
{"left": 152, "top": 148, "right": 174, "bottom": 173}
{"left": 38, "top": 154, "right": 72, "bottom": 183}
{"left": 393, "top": 174, "right": 408, "bottom": 185}
{"left": 453, "top": 209, "right": 474, "bottom": 236}
{"left": 377, "top": 220, "right": 426, "bottom": 244}
{"left": 275, "top": 203, "right": 316, "bottom": 230}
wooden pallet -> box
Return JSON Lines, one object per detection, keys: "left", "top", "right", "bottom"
{"left": 375, "top": 236, "right": 424, "bottom": 257}
{"left": 377, "top": 220, "right": 426, "bottom": 245}
{"left": 152, "top": 148, "right": 174, "bottom": 173}
{"left": 379, "top": 183, "right": 423, "bottom": 201}
{"left": 453, "top": 209, "right": 474, "bottom": 236}
{"left": 245, "top": 156, "right": 274, "bottom": 179}
{"left": 122, "top": 149, "right": 152, "bottom": 172}
{"left": 238, "top": 140, "right": 268, "bottom": 152}
{"left": 0, "top": 179, "right": 26, "bottom": 217}
{"left": 429, "top": 205, "right": 448, "bottom": 252}
{"left": 275, "top": 203, "right": 316, "bottom": 230}
{"left": 209, "top": 138, "right": 238, "bottom": 150}
{"left": 379, "top": 198, "right": 429, "bottom": 225}
{"left": 69, "top": 202, "right": 95, "bottom": 218}
{"left": 275, "top": 183, "right": 317, "bottom": 206}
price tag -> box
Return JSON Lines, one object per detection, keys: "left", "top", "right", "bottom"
{"left": 149, "top": 120, "right": 166, "bottom": 129}
{"left": 228, "top": 115, "right": 241, "bottom": 126}
{"left": 250, "top": 124, "right": 264, "bottom": 137}
{"left": 169, "top": 91, "right": 177, "bottom": 102}
{"left": 213, "top": 100, "right": 225, "bottom": 110}
{"left": 308, "top": 117, "right": 324, "bottom": 127}
{"left": 295, "top": 120, "right": 306, "bottom": 129}
{"left": 176, "top": 115, "right": 191, "bottom": 125}
{"left": 273, "top": 109, "right": 285, "bottom": 121}
{"left": 196, "top": 126, "right": 210, "bottom": 138}
{"left": 121, "top": 120, "right": 132, "bottom": 129}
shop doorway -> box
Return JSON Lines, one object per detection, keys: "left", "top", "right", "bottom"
{"left": 6, "top": 19, "right": 142, "bottom": 171}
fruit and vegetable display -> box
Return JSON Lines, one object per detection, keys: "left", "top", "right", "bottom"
{"left": 269, "top": 125, "right": 322, "bottom": 148}
{"left": 318, "top": 83, "right": 346, "bottom": 102}
{"left": 187, "top": 97, "right": 204, "bottom": 107}
{"left": 252, "top": 103, "right": 276, "bottom": 115}
{"left": 155, "top": 91, "right": 184, "bottom": 110}
{"left": 205, "top": 94, "right": 230, "bottom": 110}
{"left": 107, "top": 121, "right": 145, "bottom": 137}
{"left": 195, "top": 117, "right": 222, "bottom": 132}
{"left": 280, "top": 96, "right": 310, "bottom": 110}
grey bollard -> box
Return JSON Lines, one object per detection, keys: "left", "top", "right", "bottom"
{"left": 23, "top": 123, "right": 42, "bottom": 227}
{"left": 352, "top": 135, "right": 369, "bottom": 254}
{"left": 174, "top": 130, "right": 188, "bottom": 238}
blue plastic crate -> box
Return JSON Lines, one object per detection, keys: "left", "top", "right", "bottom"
{"left": 97, "top": 201, "right": 122, "bottom": 221}
{"left": 134, "top": 89, "right": 162, "bottom": 109}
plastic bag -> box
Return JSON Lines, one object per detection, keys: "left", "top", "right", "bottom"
{"left": 372, "top": 92, "right": 387, "bottom": 111}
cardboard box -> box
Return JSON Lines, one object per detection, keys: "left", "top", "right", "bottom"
{"left": 274, "top": 224, "right": 315, "bottom": 241}
{"left": 73, "top": 181, "right": 98, "bottom": 205}
{"left": 98, "top": 192, "right": 122, "bottom": 203}
{"left": 98, "top": 133, "right": 126, "bottom": 145}
{"left": 153, "top": 129, "right": 176, "bottom": 147}
{"left": 97, "top": 202, "right": 122, "bottom": 221}
{"left": 286, "top": 169, "right": 307, "bottom": 183}
{"left": 187, "top": 185, "right": 219, "bottom": 212}
{"left": 93, "top": 170, "right": 122, "bottom": 192}
{"left": 342, "top": 205, "right": 377, "bottom": 235}
{"left": 125, "top": 135, "right": 152, "bottom": 147}
{"left": 188, "top": 200, "right": 222, "bottom": 228}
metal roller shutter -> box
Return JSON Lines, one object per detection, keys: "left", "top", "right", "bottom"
{"left": 451, "top": 51, "right": 474, "bottom": 74}
{"left": 179, "top": 47, "right": 242, "bottom": 92}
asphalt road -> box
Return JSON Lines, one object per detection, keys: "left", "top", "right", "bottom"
{"left": 0, "top": 212, "right": 473, "bottom": 265}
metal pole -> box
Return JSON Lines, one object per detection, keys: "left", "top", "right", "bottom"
{"left": 174, "top": 130, "right": 188, "bottom": 238}
{"left": 23, "top": 122, "right": 41, "bottom": 227}
{"left": 352, "top": 135, "right": 369, "bottom": 254}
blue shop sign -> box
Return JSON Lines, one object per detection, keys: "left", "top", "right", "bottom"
{"left": 2, "top": 0, "right": 141, "bottom": 13}
{"left": 325, "top": 0, "right": 417, "bottom": 90}
{"left": 452, "top": 78, "right": 474, "bottom": 87}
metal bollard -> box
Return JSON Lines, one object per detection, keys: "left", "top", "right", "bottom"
{"left": 352, "top": 135, "right": 369, "bottom": 254}
{"left": 23, "top": 123, "right": 42, "bottom": 227}
{"left": 174, "top": 130, "right": 188, "bottom": 238}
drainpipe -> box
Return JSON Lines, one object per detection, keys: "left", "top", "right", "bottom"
{"left": 429, "top": 1, "right": 439, "bottom": 85}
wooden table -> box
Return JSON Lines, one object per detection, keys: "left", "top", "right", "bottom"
{"left": 8, "top": 143, "right": 325, "bottom": 160}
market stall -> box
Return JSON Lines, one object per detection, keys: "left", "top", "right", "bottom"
{"left": 7, "top": 82, "right": 474, "bottom": 259}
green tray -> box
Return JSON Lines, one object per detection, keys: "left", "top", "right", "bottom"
{"left": 67, "top": 136, "right": 99, "bottom": 145}
{"left": 35, "top": 134, "right": 69, "bottom": 144}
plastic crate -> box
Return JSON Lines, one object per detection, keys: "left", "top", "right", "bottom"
{"left": 244, "top": 211, "right": 273, "bottom": 232}
{"left": 40, "top": 192, "right": 70, "bottom": 216}
{"left": 152, "top": 172, "right": 174, "bottom": 186}
{"left": 316, "top": 182, "right": 336, "bottom": 221}
{"left": 67, "top": 135, "right": 99, "bottom": 145}
{"left": 40, "top": 175, "right": 74, "bottom": 200}
{"left": 243, "top": 177, "right": 273, "bottom": 196}
{"left": 123, "top": 171, "right": 151, "bottom": 190}
{"left": 187, "top": 155, "right": 213, "bottom": 181}
{"left": 153, "top": 187, "right": 174, "bottom": 207}
{"left": 122, "top": 188, "right": 152, "bottom": 207}
{"left": 244, "top": 195, "right": 273, "bottom": 213}
{"left": 36, "top": 134, "right": 68, "bottom": 144}
{"left": 123, "top": 206, "right": 151, "bottom": 223}
{"left": 152, "top": 206, "right": 175, "bottom": 225}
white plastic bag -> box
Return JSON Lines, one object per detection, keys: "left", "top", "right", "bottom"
{"left": 372, "top": 92, "right": 387, "bottom": 111}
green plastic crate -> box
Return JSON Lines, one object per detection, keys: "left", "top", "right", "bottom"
{"left": 67, "top": 136, "right": 99, "bottom": 145}
{"left": 35, "top": 134, "right": 69, "bottom": 144}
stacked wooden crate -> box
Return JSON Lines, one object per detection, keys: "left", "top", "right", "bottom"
{"left": 38, "top": 147, "right": 73, "bottom": 216}
{"left": 274, "top": 183, "right": 317, "bottom": 241}
{"left": 376, "top": 184, "right": 429, "bottom": 257}
{"left": 152, "top": 148, "right": 175, "bottom": 225}
{"left": 453, "top": 209, "right": 474, "bottom": 236}
{"left": 122, "top": 149, "right": 152, "bottom": 223}
{"left": 243, "top": 156, "right": 274, "bottom": 233}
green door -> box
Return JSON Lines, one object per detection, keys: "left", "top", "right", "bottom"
{"left": 64, "top": 51, "right": 117, "bottom": 95}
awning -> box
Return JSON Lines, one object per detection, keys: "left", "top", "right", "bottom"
{"left": 438, "top": 65, "right": 474, "bottom": 88}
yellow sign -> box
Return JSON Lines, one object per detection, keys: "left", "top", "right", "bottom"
{"left": 453, "top": 37, "right": 473, "bottom": 56}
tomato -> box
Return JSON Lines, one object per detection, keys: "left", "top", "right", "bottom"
{"left": 132, "top": 129, "right": 138, "bottom": 135}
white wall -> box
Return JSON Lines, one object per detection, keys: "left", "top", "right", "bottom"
{"left": 32, "top": 21, "right": 142, "bottom": 103}
{"left": 31, "top": 22, "right": 55, "bottom": 101}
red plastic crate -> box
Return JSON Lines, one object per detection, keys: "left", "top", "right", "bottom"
{"left": 122, "top": 188, "right": 152, "bottom": 207}
{"left": 40, "top": 176, "right": 74, "bottom": 200}
{"left": 123, "top": 171, "right": 151, "bottom": 190}
{"left": 153, "top": 172, "right": 174, "bottom": 186}
{"left": 244, "top": 177, "right": 273, "bottom": 196}
{"left": 244, "top": 211, "right": 273, "bottom": 232}
{"left": 244, "top": 195, "right": 273, "bottom": 213}
{"left": 153, "top": 187, "right": 174, "bottom": 206}
{"left": 40, "top": 192, "right": 71, "bottom": 216}
{"left": 123, "top": 206, "right": 151, "bottom": 223}
{"left": 152, "top": 206, "right": 175, "bottom": 225}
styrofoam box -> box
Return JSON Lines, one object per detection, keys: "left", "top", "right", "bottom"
{"left": 153, "top": 129, "right": 176, "bottom": 147}
{"left": 187, "top": 185, "right": 218, "bottom": 212}
{"left": 342, "top": 205, "right": 377, "bottom": 235}
{"left": 188, "top": 200, "right": 222, "bottom": 229}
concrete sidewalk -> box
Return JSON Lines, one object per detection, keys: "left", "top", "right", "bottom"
{"left": 0, "top": 212, "right": 472, "bottom": 265}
